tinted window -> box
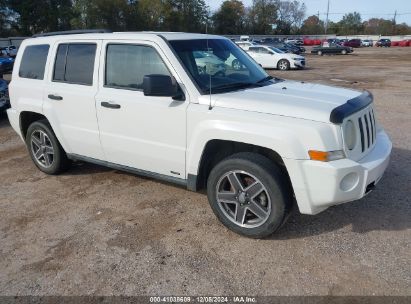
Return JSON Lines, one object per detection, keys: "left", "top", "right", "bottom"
{"left": 105, "top": 44, "right": 170, "bottom": 90}
{"left": 19, "top": 45, "right": 49, "bottom": 79}
{"left": 53, "top": 43, "right": 96, "bottom": 85}
{"left": 53, "top": 44, "right": 68, "bottom": 82}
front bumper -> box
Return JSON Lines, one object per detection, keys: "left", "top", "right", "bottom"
{"left": 292, "top": 59, "right": 305, "bottom": 68}
{"left": 285, "top": 129, "right": 392, "bottom": 215}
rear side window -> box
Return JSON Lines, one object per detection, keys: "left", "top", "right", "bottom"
{"left": 19, "top": 45, "right": 49, "bottom": 79}
{"left": 53, "top": 43, "right": 96, "bottom": 85}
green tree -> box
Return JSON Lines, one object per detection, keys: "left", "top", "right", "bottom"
{"left": 212, "top": 0, "right": 246, "bottom": 34}
{"left": 248, "top": 0, "right": 278, "bottom": 34}
{"left": 339, "top": 12, "right": 363, "bottom": 35}
{"left": 166, "top": 0, "right": 209, "bottom": 32}
{"left": 394, "top": 22, "right": 411, "bottom": 35}
{"left": 137, "top": 0, "right": 170, "bottom": 31}
{"left": 8, "top": 0, "right": 73, "bottom": 35}
{"left": 71, "top": 0, "right": 129, "bottom": 31}
{"left": 363, "top": 18, "right": 394, "bottom": 35}
{"left": 275, "top": 0, "right": 306, "bottom": 34}
{"left": 301, "top": 15, "right": 324, "bottom": 34}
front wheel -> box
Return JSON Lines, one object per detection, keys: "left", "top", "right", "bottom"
{"left": 341, "top": 49, "right": 347, "bottom": 55}
{"left": 317, "top": 50, "right": 323, "bottom": 56}
{"left": 277, "top": 59, "right": 290, "bottom": 71}
{"left": 207, "top": 152, "right": 292, "bottom": 238}
{"left": 26, "top": 120, "right": 71, "bottom": 175}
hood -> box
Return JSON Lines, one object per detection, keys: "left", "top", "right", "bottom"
{"left": 209, "top": 80, "right": 361, "bottom": 123}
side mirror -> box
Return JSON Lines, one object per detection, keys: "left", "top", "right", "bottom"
{"left": 143, "top": 74, "right": 179, "bottom": 97}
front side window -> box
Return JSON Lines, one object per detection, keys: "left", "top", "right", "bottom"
{"left": 53, "top": 43, "right": 96, "bottom": 85}
{"left": 19, "top": 44, "right": 49, "bottom": 79}
{"left": 105, "top": 44, "right": 170, "bottom": 90}
{"left": 169, "top": 39, "right": 277, "bottom": 94}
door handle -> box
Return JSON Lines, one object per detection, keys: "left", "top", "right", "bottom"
{"left": 101, "top": 101, "right": 121, "bottom": 109}
{"left": 48, "top": 94, "right": 63, "bottom": 101}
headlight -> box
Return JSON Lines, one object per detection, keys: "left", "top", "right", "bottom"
{"left": 344, "top": 120, "right": 357, "bottom": 150}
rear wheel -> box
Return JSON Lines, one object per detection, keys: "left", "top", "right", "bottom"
{"left": 207, "top": 152, "right": 292, "bottom": 238}
{"left": 317, "top": 50, "right": 323, "bottom": 56}
{"left": 277, "top": 59, "right": 290, "bottom": 71}
{"left": 341, "top": 49, "right": 347, "bottom": 55}
{"left": 26, "top": 120, "right": 71, "bottom": 174}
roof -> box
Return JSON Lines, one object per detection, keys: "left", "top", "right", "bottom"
{"left": 27, "top": 31, "right": 225, "bottom": 44}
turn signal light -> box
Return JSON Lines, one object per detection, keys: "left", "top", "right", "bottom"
{"left": 308, "top": 150, "right": 345, "bottom": 162}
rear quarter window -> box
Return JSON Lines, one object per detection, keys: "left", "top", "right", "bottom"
{"left": 19, "top": 44, "right": 50, "bottom": 80}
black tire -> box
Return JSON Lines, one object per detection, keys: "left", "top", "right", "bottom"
{"left": 341, "top": 49, "right": 347, "bottom": 55}
{"left": 26, "top": 120, "right": 71, "bottom": 175}
{"left": 277, "top": 59, "right": 290, "bottom": 71}
{"left": 317, "top": 50, "right": 323, "bottom": 56}
{"left": 207, "top": 152, "right": 292, "bottom": 238}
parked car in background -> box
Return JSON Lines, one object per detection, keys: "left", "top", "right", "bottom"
{"left": 361, "top": 39, "right": 373, "bottom": 47}
{"left": 339, "top": 39, "right": 349, "bottom": 45}
{"left": 311, "top": 44, "right": 353, "bottom": 55}
{"left": 240, "top": 35, "right": 250, "bottom": 41}
{"left": 343, "top": 39, "right": 362, "bottom": 48}
{"left": 260, "top": 37, "right": 281, "bottom": 44}
{"left": 262, "top": 42, "right": 305, "bottom": 55}
{"left": 193, "top": 51, "right": 226, "bottom": 77}
{"left": 376, "top": 39, "right": 391, "bottom": 47}
{"left": 285, "top": 38, "right": 304, "bottom": 45}
{"left": 0, "top": 56, "right": 14, "bottom": 74}
{"left": 0, "top": 78, "right": 9, "bottom": 112}
{"left": 327, "top": 38, "right": 341, "bottom": 45}
{"left": 247, "top": 45, "right": 305, "bottom": 70}
{"left": 0, "top": 45, "right": 17, "bottom": 57}
{"left": 235, "top": 41, "right": 255, "bottom": 50}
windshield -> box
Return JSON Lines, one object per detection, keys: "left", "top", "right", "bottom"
{"left": 269, "top": 47, "right": 285, "bottom": 54}
{"left": 169, "top": 39, "right": 275, "bottom": 94}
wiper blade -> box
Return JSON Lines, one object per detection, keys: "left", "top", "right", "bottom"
{"left": 256, "top": 76, "right": 273, "bottom": 83}
{"left": 211, "top": 82, "right": 257, "bottom": 92}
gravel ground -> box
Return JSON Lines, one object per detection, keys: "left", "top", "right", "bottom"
{"left": 0, "top": 47, "right": 410, "bottom": 296}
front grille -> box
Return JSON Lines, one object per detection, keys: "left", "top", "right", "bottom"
{"left": 343, "top": 104, "right": 377, "bottom": 161}
{"left": 357, "top": 108, "right": 376, "bottom": 152}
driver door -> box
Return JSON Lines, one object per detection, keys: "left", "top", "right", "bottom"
{"left": 95, "top": 40, "right": 189, "bottom": 178}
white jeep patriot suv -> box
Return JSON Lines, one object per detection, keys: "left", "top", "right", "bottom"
{"left": 7, "top": 30, "right": 392, "bottom": 238}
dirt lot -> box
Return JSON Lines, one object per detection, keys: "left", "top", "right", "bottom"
{"left": 0, "top": 47, "right": 410, "bottom": 296}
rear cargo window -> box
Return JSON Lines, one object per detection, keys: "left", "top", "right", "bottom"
{"left": 19, "top": 44, "right": 49, "bottom": 79}
{"left": 53, "top": 43, "right": 96, "bottom": 85}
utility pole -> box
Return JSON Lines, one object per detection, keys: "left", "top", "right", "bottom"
{"left": 325, "top": 0, "right": 330, "bottom": 36}
{"left": 393, "top": 9, "right": 397, "bottom": 34}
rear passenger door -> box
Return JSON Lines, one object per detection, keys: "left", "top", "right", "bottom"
{"left": 95, "top": 40, "right": 188, "bottom": 178}
{"left": 43, "top": 40, "right": 105, "bottom": 160}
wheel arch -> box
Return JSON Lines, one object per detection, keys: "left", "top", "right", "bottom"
{"left": 19, "top": 111, "right": 70, "bottom": 153}
{"left": 19, "top": 111, "right": 48, "bottom": 139}
{"left": 188, "top": 139, "right": 293, "bottom": 195}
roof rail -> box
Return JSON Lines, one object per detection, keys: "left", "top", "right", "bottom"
{"left": 32, "top": 29, "right": 112, "bottom": 38}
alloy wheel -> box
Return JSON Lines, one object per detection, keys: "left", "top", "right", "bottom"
{"left": 278, "top": 60, "right": 288, "bottom": 70}
{"left": 215, "top": 170, "right": 271, "bottom": 228}
{"left": 30, "top": 130, "right": 54, "bottom": 168}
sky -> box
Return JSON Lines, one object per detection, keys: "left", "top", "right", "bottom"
{"left": 206, "top": 0, "right": 411, "bottom": 25}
